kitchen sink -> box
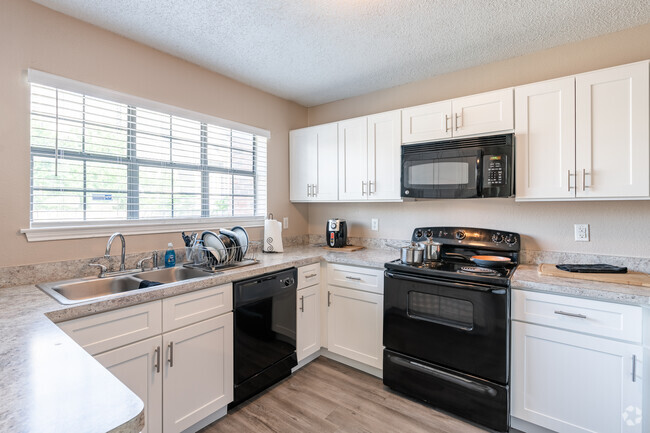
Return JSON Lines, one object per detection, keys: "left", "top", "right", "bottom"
{"left": 133, "top": 266, "right": 212, "bottom": 284}
{"left": 38, "top": 266, "right": 213, "bottom": 305}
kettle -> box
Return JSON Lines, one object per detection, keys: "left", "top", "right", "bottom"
{"left": 326, "top": 219, "right": 348, "bottom": 248}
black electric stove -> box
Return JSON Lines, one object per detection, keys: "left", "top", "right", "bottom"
{"left": 383, "top": 227, "right": 520, "bottom": 433}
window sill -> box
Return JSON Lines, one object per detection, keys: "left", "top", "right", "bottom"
{"left": 21, "top": 217, "right": 264, "bottom": 242}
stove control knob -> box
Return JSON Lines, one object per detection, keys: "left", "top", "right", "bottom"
{"left": 455, "top": 230, "right": 466, "bottom": 240}
{"left": 415, "top": 230, "right": 423, "bottom": 239}
{"left": 505, "top": 235, "right": 517, "bottom": 245}
{"left": 492, "top": 233, "right": 503, "bottom": 244}
{"left": 425, "top": 229, "right": 433, "bottom": 238}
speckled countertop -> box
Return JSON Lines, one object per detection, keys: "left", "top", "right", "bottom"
{"left": 0, "top": 246, "right": 395, "bottom": 433}
{"left": 1, "top": 246, "right": 648, "bottom": 433}
{"left": 512, "top": 264, "right": 650, "bottom": 306}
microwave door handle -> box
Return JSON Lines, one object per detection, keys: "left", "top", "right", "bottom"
{"left": 476, "top": 150, "right": 483, "bottom": 197}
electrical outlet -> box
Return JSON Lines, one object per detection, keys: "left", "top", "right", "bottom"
{"left": 574, "top": 224, "right": 589, "bottom": 242}
{"left": 283, "top": 217, "right": 289, "bottom": 229}
{"left": 371, "top": 218, "right": 379, "bottom": 231}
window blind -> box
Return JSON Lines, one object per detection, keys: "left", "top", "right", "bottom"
{"left": 29, "top": 80, "right": 267, "bottom": 226}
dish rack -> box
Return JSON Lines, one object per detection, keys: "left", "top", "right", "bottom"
{"left": 184, "top": 241, "right": 260, "bottom": 273}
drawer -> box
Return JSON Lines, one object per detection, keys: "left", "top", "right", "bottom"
{"left": 162, "top": 283, "right": 232, "bottom": 332}
{"left": 512, "top": 289, "right": 642, "bottom": 343}
{"left": 58, "top": 301, "right": 162, "bottom": 355}
{"left": 298, "top": 263, "right": 321, "bottom": 289}
{"left": 327, "top": 263, "right": 384, "bottom": 294}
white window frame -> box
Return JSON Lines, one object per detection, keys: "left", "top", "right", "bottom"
{"left": 21, "top": 70, "right": 270, "bottom": 242}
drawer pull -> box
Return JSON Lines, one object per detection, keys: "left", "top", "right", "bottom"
{"left": 300, "top": 295, "right": 305, "bottom": 312}
{"left": 345, "top": 276, "right": 362, "bottom": 281}
{"left": 168, "top": 341, "right": 174, "bottom": 367}
{"left": 305, "top": 273, "right": 318, "bottom": 278}
{"left": 554, "top": 310, "right": 587, "bottom": 319}
{"left": 327, "top": 291, "right": 331, "bottom": 307}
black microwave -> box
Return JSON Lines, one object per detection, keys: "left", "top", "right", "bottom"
{"left": 401, "top": 133, "right": 514, "bottom": 199}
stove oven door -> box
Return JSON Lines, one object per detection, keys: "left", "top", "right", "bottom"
{"left": 384, "top": 270, "right": 509, "bottom": 384}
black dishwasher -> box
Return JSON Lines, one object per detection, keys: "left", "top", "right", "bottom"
{"left": 230, "top": 267, "right": 297, "bottom": 409}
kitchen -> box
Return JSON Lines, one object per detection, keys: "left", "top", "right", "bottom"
{"left": 1, "top": 0, "right": 649, "bottom": 432}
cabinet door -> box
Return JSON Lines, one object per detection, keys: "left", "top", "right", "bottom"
{"left": 327, "top": 285, "right": 383, "bottom": 369}
{"left": 512, "top": 321, "right": 643, "bottom": 433}
{"left": 314, "top": 123, "right": 339, "bottom": 201}
{"left": 576, "top": 61, "right": 649, "bottom": 198}
{"left": 515, "top": 77, "right": 576, "bottom": 200}
{"left": 289, "top": 127, "right": 318, "bottom": 201}
{"left": 452, "top": 88, "right": 513, "bottom": 137}
{"left": 368, "top": 110, "right": 402, "bottom": 200}
{"left": 401, "top": 100, "right": 452, "bottom": 143}
{"left": 297, "top": 285, "right": 321, "bottom": 362}
{"left": 163, "top": 313, "right": 233, "bottom": 433}
{"left": 338, "top": 117, "right": 369, "bottom": 200}
{"left": 95, "top": 336, "right": 163, "bottom": 433}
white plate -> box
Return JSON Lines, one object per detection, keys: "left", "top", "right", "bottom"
{"left": 201, "top": 231, "right": 226, "bottom": 263}
{"left": 231, "top": 226, "right": 249, "bottom": 256}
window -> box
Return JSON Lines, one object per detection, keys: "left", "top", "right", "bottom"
{"left": 26, "top": 71, "right": 268, "bottom": 240}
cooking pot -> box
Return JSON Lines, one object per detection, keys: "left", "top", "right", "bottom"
{"left": 418, "top": 237, "right": 442, "bottom": 262}
{"left": 401, "top": 242, "right": 424, "bottom": 265}
{"left": 446, "top": 252, "right": 512, "bottom": 267}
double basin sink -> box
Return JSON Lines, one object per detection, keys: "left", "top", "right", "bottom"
{"left": 38, "top": 266, "right": 214, "bottom": 305}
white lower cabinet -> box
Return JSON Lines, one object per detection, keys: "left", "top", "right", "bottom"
{"left": 95, "top": 335, "right": 163, "bottom": 433}
{"left": 163, "top": 313, "right": 233, "bottom": 433}
{"left": 326, "top": 282, "right": 383, "bottom": 369}
{"left": 512, "top": 290, "right": 643, "bottom": 433}
{"left": 59, "top": 284, "right": 233, "bottom": 433}
{"left": 297, "top": 284, "right": 321, "bottom": 362}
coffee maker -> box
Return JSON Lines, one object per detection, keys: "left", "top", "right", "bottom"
{"left": 326, "top": 219, "right": 348, "bottom": 248}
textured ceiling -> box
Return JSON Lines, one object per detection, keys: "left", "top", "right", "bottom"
{"left": 32, "top": 0, "right": 650, "bottom": 107}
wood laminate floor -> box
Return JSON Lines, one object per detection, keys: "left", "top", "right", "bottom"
{"left": 201, "top": 357, "right": 488, "bottom": 433}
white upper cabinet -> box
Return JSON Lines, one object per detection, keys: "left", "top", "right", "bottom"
{"left": 368, "top": 110, "right": 402, "bottom": 200}
{"left": 451, "top": 88, "right": 514, "bottom": 137}
{"left": 575, "top": 61, "right": 649, "bottom": 199}
{"left": 515, "top": 77, "right": 576, "bottom": 199}
{"left": 401, "top": 100, "right": 452, "bottom": 143}
{"left": 290, "top": 123, "right": 338, "bottom": 202}
{"left": 515, "top": 61, "right": 650, "bottom": 201}
{"left": 338, "top": 111, "right": 402, "bottom": 201}
{"left": 401, "top": 88, "right": 513, "bottom": 144}
{"left": 338, "top": 117, "right": 369, "bottom": 200}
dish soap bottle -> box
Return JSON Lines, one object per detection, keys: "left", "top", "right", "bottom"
{"left": 164, "top": 243, "right": 176, "bottom": 268}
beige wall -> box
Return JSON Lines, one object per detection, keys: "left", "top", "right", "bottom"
{"left": 0, "top": 0, "right": 308, "bottom": 267}
{"left": 307, "top": 24, "right": 650, "bottom": 258}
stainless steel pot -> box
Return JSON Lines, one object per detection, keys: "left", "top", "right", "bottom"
{"left": 418, "top": 237, "right": 442, "bottom": 262}
{"left": 400, "top": 242, "right": 424, "bottom": 265}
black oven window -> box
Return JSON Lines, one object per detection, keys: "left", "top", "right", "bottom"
{"left": 407, "top": 291, "right": 474, "bottom": 330}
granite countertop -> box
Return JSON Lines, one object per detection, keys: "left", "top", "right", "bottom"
{"left": 512, "top": 264, "right": 650, "bottom": 306}
{"left": 2, "top": 246, "right": 647, "bottom": 433}
{"left": 0, "top": 245, "right": 396, "bottom": 433}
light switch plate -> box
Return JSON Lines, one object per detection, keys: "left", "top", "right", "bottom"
{"left": 283, "top": 217, "right": 289, "bottom": 229}
{"left": 574, "top": 224, "right": 589, "bottom": 242}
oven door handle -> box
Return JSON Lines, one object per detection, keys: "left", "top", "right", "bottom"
{"left": 389, "top": 355, "right": 498, "bottom": 397}
{"left": 385, "top": 271, "right": 498, "bottom": 292}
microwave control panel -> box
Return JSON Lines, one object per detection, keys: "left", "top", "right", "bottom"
{"left": 484, "top": 155, "right": 507, "bottom": 186}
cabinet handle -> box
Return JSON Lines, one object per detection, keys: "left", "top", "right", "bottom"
{"left": 346, "top": 276, "right": 362, "bottom": 281}
{"left": 581, "top": 169, "right": 591, "bottom": 191}
{"left": 300, "top": 295, "right": 305, "bottom": 312}
{"left": 313, "top": 184, "right": 318, "bottom": 197}
{"left": 154, "top": 346, "right": 161, "bottom": 373}
{"left": 445, "top": 114, "right": 450, "bottom": 133}
{"left": 168, "top": 342, "right": 174, "bottom": 367}
{"left": 307, "top": 184, "right": 311, "bottom": 197}
{"left": 554, "top": 310, "right": 587, "bottom": 319}
{"left": 368, "top": 180, "right": 375, "bottom": 195}
{"left": 305, "top": 273, "right": 318, "bottom": 278}
{"left": 361, "top": 181, "right": 366, "bottom": 196}
{"left": 567, "top": 170, "right": 575, "bottom": 191}
{"left": 632, "top": 355, "right": 637, "bottom": 382}
{"left": 327, "top": 291, "right": 331, "bottom": 307}
{"left": 455, "top": 113, "right": 462, "bottom": 131}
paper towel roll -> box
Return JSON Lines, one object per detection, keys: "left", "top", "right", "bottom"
{"left": 264, "top": 218, "right": 283, "bottom": 252}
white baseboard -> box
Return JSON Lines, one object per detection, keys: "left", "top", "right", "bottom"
{"left": 510, "top": 416, "right": 556, "bottom": 433}
{"left": 320, "top": 349, "right": 383, "bottom": 378}
{"left": 182, "top": 406, "right": 227, "bottom": 433}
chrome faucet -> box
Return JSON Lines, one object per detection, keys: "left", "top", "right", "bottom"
{"left": 105, "top": 232, "right": 126, "bottom": 271}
